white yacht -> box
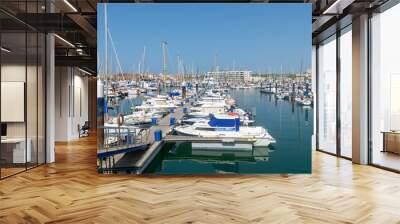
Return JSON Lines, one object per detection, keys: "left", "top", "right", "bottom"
{"left": 127, "top": 88, "right": 140, "bottom": 97}
{"left": 301, "top": 98, "right": 313, "bottom": 106}
{"left": 187, "top": 105, "right": 254, "bottom": 125}
{"left": 275, "top": 92, "right": 285, "bottom": 100}
{"left": 123, "top": 111, "right": 163, "bottom": 125}
{"left": 182, "top": 113, "right": 254, "bottom": 126}
{"left": 134, "top": 97, "right": 177, "bottom": 111}
{"left": 189, "top": 102, "right": 227, "bottom": 114}
{"left": 174, "top": 114, "right": 275, "bottom": 148}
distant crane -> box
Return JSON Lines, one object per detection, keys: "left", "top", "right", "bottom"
{"left": 161, "top": 41, "right": 168, "bottom": 82}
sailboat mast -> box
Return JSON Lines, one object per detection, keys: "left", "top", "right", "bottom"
{"left": 104, "top": 4, "right": 108, "bottom": 80}
{"left": 177, "top": 55, "right": 181, "bottom": 82}
{"left": 162, "top": 41, "right": 168, "bottom": 82}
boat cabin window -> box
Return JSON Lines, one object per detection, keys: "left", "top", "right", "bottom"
{"left": 195, "top": 127, "right": 216, "bottom": 131}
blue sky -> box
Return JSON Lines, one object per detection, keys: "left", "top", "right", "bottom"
{"left": 97, "top": 4, "right": 311, "bottom": 74}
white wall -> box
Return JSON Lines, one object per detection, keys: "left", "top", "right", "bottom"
{"left": 55, "top": 66, "right": 69, "bottom": 141}
{"left": 1, "top": 64, "right": 26, "bottom": 81}
{"left": 55, "top": 67, "right": 89, "bottom": 141}
{"left": 1, "top": 64, "right": 26, "bottom": 138}
{"left": 72, "top": 72, "right": 89, "bottom": 138}
{"left": 1, "top": 63, "right": 46, "bottom": 164}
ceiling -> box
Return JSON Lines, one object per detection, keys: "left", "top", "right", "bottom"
{"left": 0, "top": 0, "right": 392, "bottom": 75}
{"left": 1, "top": 0, "right": 97, "bottom": 74}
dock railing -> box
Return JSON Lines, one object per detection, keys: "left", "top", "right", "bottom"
{"left": 97, "top": 95, "right": 195, "bottom": 174}
{"left": 97, "top": 125, "right": 152, "bottom": 173}
{"left": 99, "top": 125, "right": 150, "bottom": 150}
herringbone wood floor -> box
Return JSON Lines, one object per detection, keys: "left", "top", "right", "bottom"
{"left": 1, "top": 135, "right": 400, "bottom": 224}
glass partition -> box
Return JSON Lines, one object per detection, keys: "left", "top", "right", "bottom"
{"left": 38, "top": 32, "right": 46, "bottom": 165}
{"left": 0, "top": 1, "right": 46, "bottom": 179}
{"left": 27, "top": 31, "right": 38, "bottom": 169}
{"left": 370, "top": 3, "right": 400, "bottom": 171}
{"left": 0, "top": 31, "right": 28, "bottom": 177}
{"left": 317, "top": 35, "right": 337, "bottom": 154}
{"left": 339, "top": 26, "right": 352, "bottom": 158}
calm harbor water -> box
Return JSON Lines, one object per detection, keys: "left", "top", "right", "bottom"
{"left": 144, "top": 88, "right": 313, "bottom": 174}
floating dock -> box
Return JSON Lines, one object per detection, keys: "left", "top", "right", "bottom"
{"left": 98, "top": 100, "right": 190, "bottom": 174}
{"left": 132, "top": 105, "right": 187, "bottom": 173}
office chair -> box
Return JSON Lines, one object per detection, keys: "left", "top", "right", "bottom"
{"left": 79, "top": 121, "right": 90, "bottom": 138}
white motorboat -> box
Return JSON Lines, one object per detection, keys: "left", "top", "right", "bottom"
{"left": 174, "top": 114, "right": 275, "bottom": 148}
{"left": 193, "top": 98, "right": 226, "bottom": 106}
{"left": 186, "top": 111, "right": 212, "bottom": 118}
{"left": 187, "top": 106, "right": 254, "bottom": 125}
{"left": 127, "top": 88, "right": 140, "bottom": 96}
{"left": 182, "top": 114, "right": 254, "bottom": 126}
{"left": 134, "top": 97, "right": 177, "bottom": 111}
{"left": 295, "top": 97, "right": 302, "bottom": 103}
{"left": 123, "top": 111, "right": 163, "bottom": 125}
{"left": 181, "top": 117, "right": 209, "bottom": 125}
{"left": 283, "top": 92, "right": 290, "bottom": 100}
{"left": 301, "top": 98, "right": 313, "bottom": 106}
{"left": 260, "top": 88, "right": 274, "bottom": 94}
{"left": 275, "top": 92, "right": 285, "bottom": 100}
{"left": 190, "top": 102, "right": 227, "bottom": 114}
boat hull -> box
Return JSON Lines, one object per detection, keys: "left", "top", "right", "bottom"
{"left": 174, "top": 126, "right": 274, "bottom": 149}
{"left": 192, "top": 142, "right": 253, "bottom": 151}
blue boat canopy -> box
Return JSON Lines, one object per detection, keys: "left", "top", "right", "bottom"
{"left": 168, "top": 91, "right": 180, "bottom": 97}
{"left": 208, "top": 114, "right": 240, "bottom": 131}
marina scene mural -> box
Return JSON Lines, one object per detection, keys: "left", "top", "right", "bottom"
{"left": 97, "top": 3, "right": 312, "bottom": 174}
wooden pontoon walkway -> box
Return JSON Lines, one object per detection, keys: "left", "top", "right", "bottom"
{"left": 100, "top": 104, "right": 188, "bottom": 173}
{"left": 97, "top": 143, "right": 149, "bottom": 159}
{"left": 132, "top": 106, "right": 187, "bottom": 173}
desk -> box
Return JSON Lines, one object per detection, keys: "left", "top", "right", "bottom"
{"left": 382, "top": 131, "right": 400, "bottom": 154}
{"left": 1, "top": 138, "right": 31, "bottom": 164}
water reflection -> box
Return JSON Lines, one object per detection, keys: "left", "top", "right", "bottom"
{"left": 145, "top": 89, "right": 314, "bottom": 174}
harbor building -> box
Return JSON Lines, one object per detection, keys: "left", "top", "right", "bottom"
{"left": 1, "top": 0, "right": 400, "bottom": 223}
{"left": 207, "top": 70, "right": 251, "bottom": 84}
